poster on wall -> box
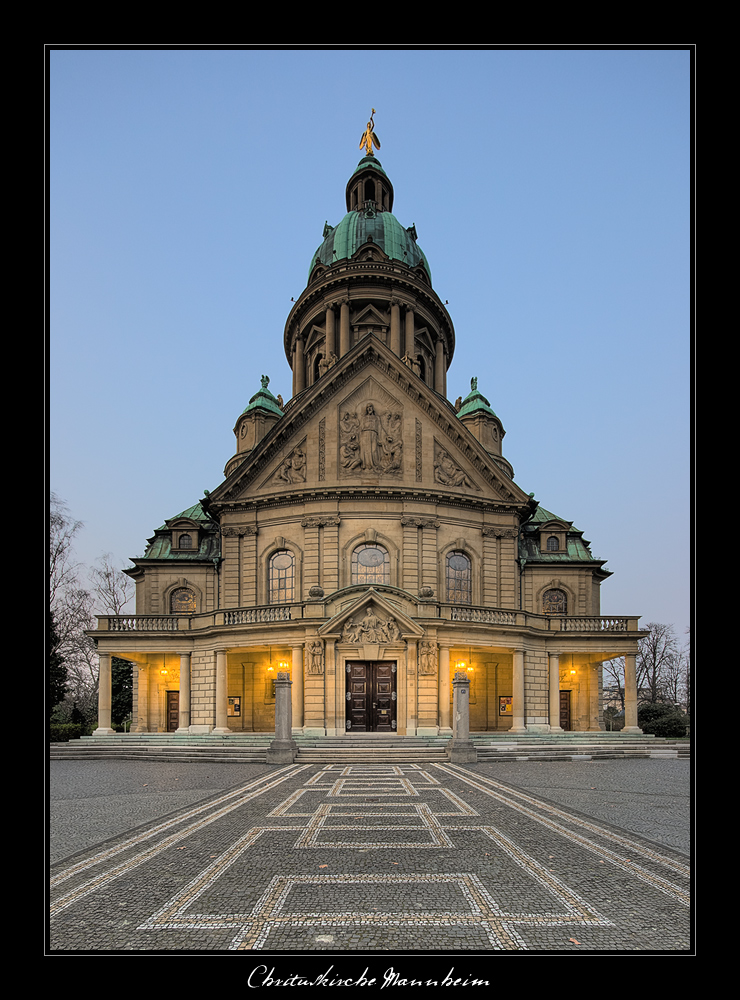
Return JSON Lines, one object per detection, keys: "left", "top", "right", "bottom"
{"left": 228, "top": 697, "right": 241, "bottom": 717}
{"left": 499, "top": 696, "right": 512, "bottom": 716}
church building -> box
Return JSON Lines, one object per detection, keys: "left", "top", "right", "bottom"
{"left": 93, "top": 118, "right": 646, "bottom": 741}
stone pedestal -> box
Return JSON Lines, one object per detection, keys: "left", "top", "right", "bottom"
{"left": 448, "top": 671, "right": 477, "bottom": 763}
{"left": 267, "top": 672, "right": 298, "bottom": 763}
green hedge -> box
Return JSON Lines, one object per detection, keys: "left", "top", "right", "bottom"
{"left": 638, "top": 703, "right": 689, "bottom": 738}
{"left": 50, "top": 723, "right": 85, "bottom": 743}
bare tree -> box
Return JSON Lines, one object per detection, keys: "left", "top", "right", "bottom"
{"left": 602, "top": 657, "right": 625, "bottom": 711}
{"left": 637, "top": 622, "right": 679, "bottom": 704}
{"left": 49, "top": 493, "right": 97, "bottom": 717}
{"left": 50, "top": 492, "right": 83, "bottom": 607}
{"left": 89, "top": 553, "right": 134, "bottom": 615}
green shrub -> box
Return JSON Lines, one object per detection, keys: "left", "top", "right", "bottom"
{"left": 643, "top": 713, "right": 689, "bottom": 738}
{"left": 50, "top": 723, "right": 85, "bottom": 743}
{"left": 638, "top": 703, "right": 675, "bottom": 726}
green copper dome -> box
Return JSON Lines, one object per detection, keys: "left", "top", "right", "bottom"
{"left": 309, "top": 156, "right": 431, "bottom": 280}
{"left": 309, "top": 211, "right": 431, "bottom": 279}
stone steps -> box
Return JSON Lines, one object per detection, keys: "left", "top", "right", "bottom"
{"left": 49, "top": 733, "right": 690, "bottom": 763}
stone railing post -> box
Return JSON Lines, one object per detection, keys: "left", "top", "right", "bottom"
{"left": 267, "top": 671, "right": 297, "bottom": 763}
{"left": 448, "top": 671, "right": 476, "bottom": 763}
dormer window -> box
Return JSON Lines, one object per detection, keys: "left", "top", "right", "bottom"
{"left": 171, "top": 587, "right": 196, "bottom": 613}
{"left": 178, "top": 533, "right": 193, "bottom": 549}
{"left": 546, "top": 536, "right": 559, "bottom": 551}
{"left": 543, "top": 589, "right": 567, "bottom": 614}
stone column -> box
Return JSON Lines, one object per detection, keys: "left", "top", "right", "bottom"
{"left": 390, "top": 298, "right": 401, "bottom": 356}
{"left": 325, "top": 304, "right": 336, "bottom": 360}
{"left": 623, "top": 653, "right": 643, "bottom": 733}
{"left": 510, "top": 650, "right": 527, "bottom": 734}
{"left": 448, "top": 671, "right": 476, "bottom": 762}
{"left": 267, "top": 672, "right": 297, "bottom": 763}
{"left": 406, "top": 639, "right": 418, "bottom": 736}
{"left": 339, "top": 298, "right": 350, "bottom": 357}
{"left": 213, "top": 650, "right": 230, "bottom": 734}
{"left": 434, "top": 339, "right": 445, "bottom": 394}
{"left": 176, "top": 653, "right": 191, "bottom": 733}
{"left": 133, "top": 663, "right": 149, "bottom": 733}
{"left": 588, "top": 662, "right": 602, "bottom": 731}
{"left": 292, "top": 644, "right": 304, "bottom": 733}
{"left": 94, "top": 652, "right": 115, "bottom": 735}
{"left": 324, "top": 640, "right": 337, "bottom": 735}
{"left": 548, "top": 653, "right": 563, "bottom": 733}
{"left": 404, "top": 306, "right": 415, "bottom": 358}
{"left": 438, "top": 646, "right": 452, "bottom": 734}
{"left": 294, "top": 336, "right": 305, "bottom": 394}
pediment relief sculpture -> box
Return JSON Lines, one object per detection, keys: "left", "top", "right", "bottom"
{"left": 342, "top": 606, "right": 401, "bottom": 644}
{"left": 271, "top": 443, "right": 307, "bottom": 485}
{"left": 339, "top": 402, "right": 403, "bottom": 477}
{"left": 433, "top": 442, "right": 480, "bottom": 491}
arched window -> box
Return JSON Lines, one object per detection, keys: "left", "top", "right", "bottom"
{"left": 269, "top": 550, "right": 295, "bottom": 604}
{"left": 178, "top": 533, "right": 193, "bottom": 549}
{"left": 170, "top": 588, "right": 196, "bottom": 613}
{"left": 446, "top": 551, "right": 472, "bottom": 604}
{"left": 546, "top": 536, "right": 559, "bottom": 551}
{"left": 351, "top": 544, "right": 390, "bottom": 586}
{"left": 543, "top": 589, "right": 567, "bottom": 614}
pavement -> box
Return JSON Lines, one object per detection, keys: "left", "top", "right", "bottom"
{"left": 48, "top": 758, "right": 692, "bottom": 960}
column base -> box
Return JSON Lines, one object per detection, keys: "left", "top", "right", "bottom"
{"left": 92, "top": 727, "right": 115, "bottom": 736}
{"left": 212, "top": 727, "right": 231, "bottom": 735}
{"left": 447, "top": 740, "right": 477, "bottom": 763}
{"left": 267, "top": 739, "right": 297, "bottom": 763}
{"left": 548, "top": 726, "right": 565, "bottom": 734}
{"left": 621, "top": 726, "right": 644, "bottom": 734}
{"left": 416, "top": 727, "right": 439, "bottom": 737}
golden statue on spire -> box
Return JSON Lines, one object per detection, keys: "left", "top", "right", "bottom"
{"left": 359, "top": 109, "right": 381, "bottom": 156}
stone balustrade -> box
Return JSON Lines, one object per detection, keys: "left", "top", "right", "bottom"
{"left": 98, "top": 605, "right": 638, "bottom": 635}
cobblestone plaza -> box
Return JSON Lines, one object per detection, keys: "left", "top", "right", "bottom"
{"left": 49, "top": 759, "right": 691, "bottom": 957}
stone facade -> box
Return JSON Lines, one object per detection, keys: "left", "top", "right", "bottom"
{"left": 93, "top": 147, "right": 646, "bottom": 739}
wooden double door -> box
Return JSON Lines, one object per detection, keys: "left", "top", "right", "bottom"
{"left": 346, "top": 661, "right": 397, "bottom": 732}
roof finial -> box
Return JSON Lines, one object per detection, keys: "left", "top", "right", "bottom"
{"left": 359, "top": 109, "right": 381, "bottom": 157}
{"left": 261, "top": 375, "right": 270, "bottom": 390}
{"left": 471, "top": 377, "right": 478, "bottom": 392}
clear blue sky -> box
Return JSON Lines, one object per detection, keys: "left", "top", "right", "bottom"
{"left": 49, "top": 47, "right": 691, "bottom": 633}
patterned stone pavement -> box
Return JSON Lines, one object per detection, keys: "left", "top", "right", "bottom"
{"left": 49, "top": 762, "right": 691, "bottom": 957}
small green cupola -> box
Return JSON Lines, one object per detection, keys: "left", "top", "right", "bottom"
{"left": 456, "top": 377, "right": 510, "bottom": 473}
{"left": 227, "top": 376, "right": 284, "bottom": 475}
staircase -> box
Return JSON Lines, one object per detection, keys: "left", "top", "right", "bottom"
{"left": 49, "top": 732, "right": 690, "bottom": 763}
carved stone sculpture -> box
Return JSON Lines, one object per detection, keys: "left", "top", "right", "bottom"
{"left": 340, "top": 403, "right": 403, "bottom": 476}
{"left": 419, "top": 641, "right": 437, "bottom": 675}
{"left": 434, "top": 447, "right": 475, "bottom": 489}
{"left": 342, "top": 606, "right": 400, "bottom": 643}
{"left": 307, "top": 639, "right": 324, "bottom": 675}
{"left": 273, "top": 445, "right": 306, "bottom": 484}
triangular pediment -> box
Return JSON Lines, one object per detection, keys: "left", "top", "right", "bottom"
{"left": 205, "top": 337, "right": 533, "bottom": 512}
{"left": 318, "top": 589, "right": 424, "bottom": 641}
